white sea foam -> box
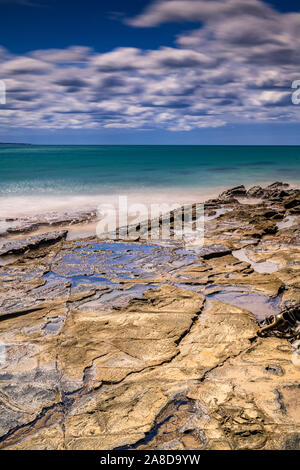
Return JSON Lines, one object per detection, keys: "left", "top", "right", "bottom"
{"left": 0, "top": 187, "right": 222, "bottom": 219}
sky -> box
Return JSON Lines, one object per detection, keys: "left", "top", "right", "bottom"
{"left": 0, "top": 0, "right": 300, "bottom": 144}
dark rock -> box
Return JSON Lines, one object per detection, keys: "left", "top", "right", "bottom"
{"left": 1, "top": 209, "right": 97, "bottom": 238}
{"left": 217, "top": 197, "right": 239, "bottom": 204}
{"left": 284, "top": 197, "right": 300, "bottom": 209}
{"left": 262, "top": 189, "right": 290, "bottom": 200}
{"left": 247, "top": 186, "right": 264, "bottom": 198}
{"left": 205, "top": 197, "right": 239, "bottom": 205}
{"left": 205, "top": 199, "right": 220, "bottom": 207}
{"left": 266, "top": 182, "right": 289, "bottom": 190}
{"left": 265, "top": 365, "right": 284, "bottom": 376}
{"left": 289, "top": 206, "right": 300, "bottom": 215}
{"left": 197, "top": 244, "right": 232, "bottom": 259}
{"left": 284, "top": 434, "right": 300, "bottom": 450}
{"left": 257, "top": 209, "right": 284, "bottom": 220}
{"left": 270, "top": 212, "right": 285, "bottom": 221}
{"left": 207, "top": 210, "right": 216, "bottom": 217}
{"left": 247, "top": 182, "right": 299, "bottom": 202}
{"left": 219, "top": 185, "right": 247, "bottom": 199}
{"left": 262, "top": 222, "right": 278, "bottom": 235}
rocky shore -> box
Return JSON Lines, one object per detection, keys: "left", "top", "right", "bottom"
{"left": 0, "top": 182, "right": 299, "bottom": 450}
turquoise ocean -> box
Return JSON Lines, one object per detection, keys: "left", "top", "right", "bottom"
{"left": 1, "top": 145, "right": 299, "bottom": 197}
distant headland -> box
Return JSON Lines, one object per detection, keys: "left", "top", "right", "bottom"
{"left": 0, "top": 142, "right": 32, "bottom": 145}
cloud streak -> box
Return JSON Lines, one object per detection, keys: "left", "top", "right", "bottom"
{"left": 125, "top": 0, "right": 275, "bottom": 27}
{"left": 0, "top": 0, "right": 299, "bottom": 132}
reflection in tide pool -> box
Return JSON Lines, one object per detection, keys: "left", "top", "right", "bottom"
{"left": 43, "top": 241, "right": 198, "bottom": 290}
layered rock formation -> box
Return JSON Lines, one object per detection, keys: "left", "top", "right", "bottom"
{"left": 0, "top": 183, "right": 299, "bottom": 450}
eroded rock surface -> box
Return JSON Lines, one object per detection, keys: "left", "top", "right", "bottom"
{"left": 0, "top": 182, "right": 299, "bottom": 450}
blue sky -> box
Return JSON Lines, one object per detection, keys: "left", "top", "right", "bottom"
{"left": 0, "top": 0, "right": 300, "bottom": 144}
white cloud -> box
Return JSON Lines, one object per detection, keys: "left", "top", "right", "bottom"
{"left": 31, "top": 46, "right": 92, "bottom": 64}
{"left": 1, "top": 57, "right": 52, "bottom": 75}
